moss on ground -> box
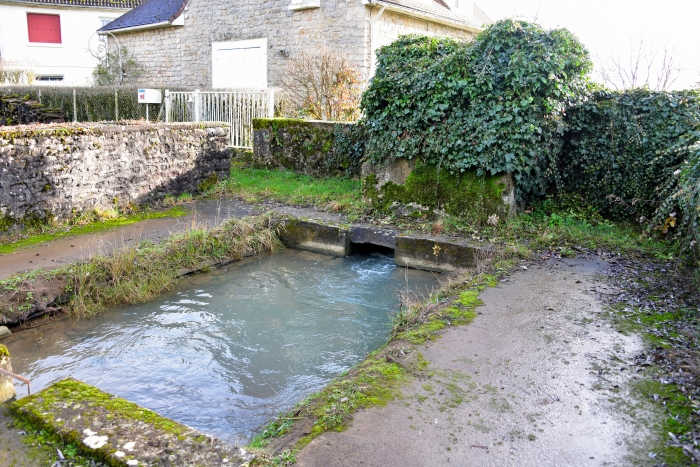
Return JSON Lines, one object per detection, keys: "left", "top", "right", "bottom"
{"left": 12, "top": 378, "right": 187, "bottom": 437}
{"left": 0, "top": 206, "right": 188, "bottom": 255}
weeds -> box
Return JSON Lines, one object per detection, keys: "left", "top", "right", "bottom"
{"left": 68, "top": 215, "right": 282, "bottom": 317}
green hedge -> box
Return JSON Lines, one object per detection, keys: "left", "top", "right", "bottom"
{"left": 560, "top": 89, "right": 700, "bottom": 219}
{"left": 361, "top": 20, "right": 592, "bottom": 201}
{"left": 0, "top": 86, "right": 168, "bottom": 122}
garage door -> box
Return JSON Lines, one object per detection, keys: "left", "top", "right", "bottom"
{"left": 212, "top": 38, "right": 268, "bottom": 89}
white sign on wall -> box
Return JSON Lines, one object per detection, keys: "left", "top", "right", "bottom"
{"left": 211, "top": 38, "right": 268, "bottom": 89}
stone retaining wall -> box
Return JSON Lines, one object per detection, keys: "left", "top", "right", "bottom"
{"left": 0, "top": 122, "right": 231, "bottom": 225}
{"left": 253, "top": 118, "right": 363, "bottom": 177}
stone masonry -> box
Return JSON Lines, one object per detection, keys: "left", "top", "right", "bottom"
{"left": 0, "top": 122, "right": 231, "bottom": 223}
{"left": 112, "top": 0, "right": 477, "bottom": 88}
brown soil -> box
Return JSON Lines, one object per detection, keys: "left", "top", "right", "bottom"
{"left": 295, "top": 255, "right": 661, "bottom": 467}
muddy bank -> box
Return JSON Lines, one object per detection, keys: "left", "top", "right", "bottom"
{"left": 0, "top": 199, "right": 260, "bottom": 280}
{"left": 295, "top": 255, "right": 660, "bottom": 466}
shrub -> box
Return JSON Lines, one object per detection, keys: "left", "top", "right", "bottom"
{"left": 361, "top": 20, "right": 592, "bottom": 201}
{"left": 280, "top": 47, "right": 363, "bottom": 122}
{"left": 651, "top": 131, "right": 700, "bottom": 261}
{"left": 560, "top": 88, "right": 700, "bottom": 220}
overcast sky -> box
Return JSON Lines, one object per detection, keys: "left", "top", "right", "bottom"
{"left": 478, "top": 0, "right": 699, "bottom": 90}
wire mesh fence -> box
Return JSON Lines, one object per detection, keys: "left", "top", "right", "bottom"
{"left": 0, "top": 86, "right": 173, "bottom": 122}
{"left": 1, "top": 86, "right": 275, "bottom": 148}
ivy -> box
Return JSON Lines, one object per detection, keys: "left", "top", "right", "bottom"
{"left": 361, "top": 20, "right": 592, "bottom": 201}
{"left": 650, "top": 129, "right": 700, "bottom": 261}
{"left": 560, "top": 89, "right": 700, "bottom": 220}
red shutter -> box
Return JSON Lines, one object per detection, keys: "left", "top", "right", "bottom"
{"left": 27, "top": 14, "right": 62, "bottom": 44}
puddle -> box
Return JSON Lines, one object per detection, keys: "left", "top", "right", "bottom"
{"left": 5, "top": 249, "right": 437, "bottom": 442}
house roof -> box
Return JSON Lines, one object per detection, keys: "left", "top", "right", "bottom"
{"left": 98, "top": 0, "right": 187, "bottom": 32}
{"left": 100, "top": 0, "right": 492, "bottom": 34}
{"left": 372, "top": 0, "right": 493, "bottom": 30}
{"left": 2, "top": 0, "right": 142, "bottom": 8}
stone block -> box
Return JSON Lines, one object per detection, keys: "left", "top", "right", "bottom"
{"left": 276, "top": 218, "right": 351, "bottom": 257}
{"left": 11, "top": 378, "right": 253, "bottom": 466}
{"left": 395, "top": 235, "right": 493, "bottom": 274}
{"left": 351, "top": 225, "right": 397, "bottom": 249}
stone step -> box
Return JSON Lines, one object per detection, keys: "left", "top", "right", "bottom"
{"left": 11, "top": 378, "right": 254, "bottom": 467}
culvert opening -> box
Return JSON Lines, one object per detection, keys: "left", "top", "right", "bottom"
{"left": 351, "top": 242, "right": 395, "bottom": 257}
{"left": 6, "top": 249, "right": 436, "bottom": 443}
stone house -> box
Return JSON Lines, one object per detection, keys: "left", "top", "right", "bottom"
{"left": 0, "top": 0, "right": 143, "bottom": 85}
{"left": 99, "top": 0, "right": 492, "bottom": 89}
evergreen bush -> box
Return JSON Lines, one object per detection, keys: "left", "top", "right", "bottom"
{"left": 361, "top": 19, "right": 592, "bottom": 201}
{"left": 560, "top": 89, "right": 700, "bottom": 219}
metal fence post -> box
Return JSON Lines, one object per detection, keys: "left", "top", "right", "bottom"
{"left": 114, "top": 89, "right": 119, "bottom": 121}
{"left": 268, "top": 90, "right": 275, "bottom": 118}
{"left": 194, "top": 89, "right": 201, "bottom": 123}
{"left": 164, "top": 90, "right": 171, "bottom": 123}
{"left": 72, "top": 88, "right": 77, "bottom": 123}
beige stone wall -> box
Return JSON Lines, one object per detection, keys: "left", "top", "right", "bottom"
{"left": 109, "top": 27, "right": 183, "bottom": 87}
{"left": 367, "top": 9, "right": 475, "bottom": 72}
{"left": 112, "top": 1, "right": 476, "bottom": 88}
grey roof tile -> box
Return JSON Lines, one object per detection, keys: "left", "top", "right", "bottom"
{"left": 99, "top": 0, "right": 187, "bottom": 31}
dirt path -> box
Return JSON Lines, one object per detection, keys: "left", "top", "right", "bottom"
{"left": 296, "top": 255, "right": 660, "bottom": 467}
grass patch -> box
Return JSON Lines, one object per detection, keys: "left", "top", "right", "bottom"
{"left": 296, "top": 356, "right": 407, "bottom": 447}
{"left": 0, "top": 206, "right": 188, "bottom": 255}
{"left": 392, "top": 274, "right": 495, "bottom": 345}
{"left": 208, "top": 167, "right": 363, "bottom": 215}
{"left": 633, "top": 379, "right": 693, "bottom": 465}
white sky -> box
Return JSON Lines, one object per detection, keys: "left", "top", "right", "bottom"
{"left": 477, "top": 0, "right": 700, "bottom": 90}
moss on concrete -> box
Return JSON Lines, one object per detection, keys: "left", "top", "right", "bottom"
{"left": 11, "top": 378, "right": 249, "bottom": 466}
{"left": 363, "top": 163, "right": 508, "bottom": 224}
{"left": 252, "top": 119, "right": 363, "bottom": 177}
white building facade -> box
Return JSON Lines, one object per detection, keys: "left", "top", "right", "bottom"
{"left": 0, "top": 0, "right": 141, "bottom": 85}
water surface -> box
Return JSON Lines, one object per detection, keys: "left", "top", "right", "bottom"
{"left": 6, "top": 249, "right": 437, "bottom": 442}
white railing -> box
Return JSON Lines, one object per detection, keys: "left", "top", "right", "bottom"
{"left": 165, "top": 89, "right": 274, "bottom": 148}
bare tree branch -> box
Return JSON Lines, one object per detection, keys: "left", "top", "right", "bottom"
{"left": 279, "top": 48, "right": 363, "bottom": 122}
{"left": 595, "top": 40, "right": 681, "bottom": 91}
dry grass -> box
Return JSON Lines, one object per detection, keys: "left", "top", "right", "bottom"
{"left": 68, "top": 215, "right": 282, "bottom": 317}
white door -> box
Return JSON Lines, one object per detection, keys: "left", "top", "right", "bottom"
{"left": 212, "top": 38, "right": 268, "bottom": 89}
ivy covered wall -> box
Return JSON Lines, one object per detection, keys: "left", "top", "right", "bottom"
{"left": 252, "top": 119, "right": 364, "bottom": 178}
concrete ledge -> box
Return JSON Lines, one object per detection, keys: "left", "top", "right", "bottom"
{"left": 276, "top": 218, "right": 352, "bottom": 257}
{"left": 11, "top": 378, "right": 253, "bottom": 467}
{"left": 351, "top": 225, "right": 398, "bottom": 249}
{"left": 395, "top": 235, "right": 493, "bottom": 274}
